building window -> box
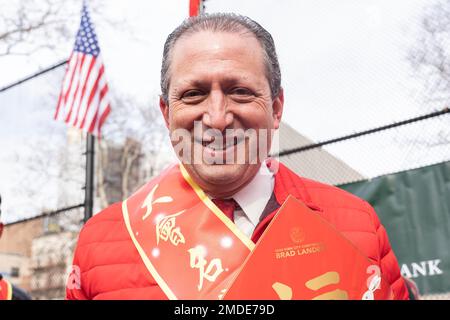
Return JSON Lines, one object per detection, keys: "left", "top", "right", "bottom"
{"left": 11, "top": 267, "right": 20, "bottom": 278}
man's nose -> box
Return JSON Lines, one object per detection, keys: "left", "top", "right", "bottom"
{"left": 202, "top": 90, "right": 233, "bottom": 131}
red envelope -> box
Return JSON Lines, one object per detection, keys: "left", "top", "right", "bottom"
{"left": 224, "top": 196, "right": 394, "bottom": 300}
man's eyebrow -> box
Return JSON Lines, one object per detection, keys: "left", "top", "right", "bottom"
{"left": 178, "top": 77, "right": 250, "bottom": 88}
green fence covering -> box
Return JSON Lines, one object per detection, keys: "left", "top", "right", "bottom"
{"left": 339, "top": 161, "right": 450, "bottom": 295}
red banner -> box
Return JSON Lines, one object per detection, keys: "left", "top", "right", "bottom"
{"left": 189, "top": 0, "right": 202, "bottom": 17}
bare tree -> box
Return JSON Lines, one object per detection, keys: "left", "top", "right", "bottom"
{"left": 409, "top": 0, "right": 450, "bottom": 105}
{"left": 407, "top": 0, "right": 450, "bottom": 151}
{"left": 95, "top": 92, "right": 166, "bottom": 207}
{"left": 1, "top": 0, "right": 79, "bottom": 57}
{"left": 8, "top": 81, "right": 85, "bottom": 222}
{"left": 0, "top": 0, "right": 126, "bottom": 58}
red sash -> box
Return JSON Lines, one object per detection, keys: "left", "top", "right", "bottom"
{"left": 122, "top": 164, "right": 254, "bottom": 299}
{"left": 0, "top": 278, "right": 12, "bottom": 300}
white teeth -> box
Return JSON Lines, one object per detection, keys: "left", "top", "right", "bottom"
{"left": 200, "top": 137, "right": 242, "bottom": 150}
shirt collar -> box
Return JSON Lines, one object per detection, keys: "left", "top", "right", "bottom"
{"left": 232, "top": 162, "right": 274, "bottom": 226}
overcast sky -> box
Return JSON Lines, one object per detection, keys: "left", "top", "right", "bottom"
{"left": 1, "top": 0, "right": 444, "bottom": 222}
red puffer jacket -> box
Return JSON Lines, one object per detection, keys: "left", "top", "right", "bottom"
{"left": 66, "top": 162, "right": 409, "bottom": 300}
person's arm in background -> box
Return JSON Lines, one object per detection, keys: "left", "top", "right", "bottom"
{"left": 12, "top": 285, "right": 32, "bottom": 300}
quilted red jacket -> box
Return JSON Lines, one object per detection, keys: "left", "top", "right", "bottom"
{"left": 66, "top": 162, "right": 409, "bottom": 300}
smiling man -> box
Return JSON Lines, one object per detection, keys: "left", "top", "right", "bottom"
{"left": 66, "top": 13, "right": 409, "bottom": 300}
{"left": 160, "top": 24, "right": 282, "bottom": 200}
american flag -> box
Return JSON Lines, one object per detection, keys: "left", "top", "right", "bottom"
{"left": 55, "top": 2, "right": 111, "bottom": 137}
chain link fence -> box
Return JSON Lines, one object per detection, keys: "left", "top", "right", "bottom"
{"left": 277, "top": 108, "right": 450, "bottom": 185}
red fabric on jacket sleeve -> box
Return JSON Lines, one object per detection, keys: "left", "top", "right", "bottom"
{"left": 364, "top": 201, "right": 409, "bottom": 300}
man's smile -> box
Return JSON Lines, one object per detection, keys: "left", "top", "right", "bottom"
{"left": 194, "top": 134, "right": 245, "bottom": 151}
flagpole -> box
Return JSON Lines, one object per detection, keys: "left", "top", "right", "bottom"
{"left": 54, "top": 1, "right": 110, "bottom": 225}
{"left": 84, "top": 132, "right": 95, "bottom": 224}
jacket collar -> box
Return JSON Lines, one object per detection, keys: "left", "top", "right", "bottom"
{"left": 267, "top": 158, "right": 323, "bottom": 212}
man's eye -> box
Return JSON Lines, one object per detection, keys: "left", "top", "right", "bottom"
{"left": 182, "top": 90, "right": 204, "bottom": 99}
{"left": 230, "top": 87, "right": 253, "bottom": 96}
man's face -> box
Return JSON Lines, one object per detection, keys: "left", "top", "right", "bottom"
{"left": 160, "top": 31, "right": 283, "bottom": 198}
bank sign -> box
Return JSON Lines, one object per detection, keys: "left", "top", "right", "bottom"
{"left": 340, "top": 161, "right": 450, "bottom": 295}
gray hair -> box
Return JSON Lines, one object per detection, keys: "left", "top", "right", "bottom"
{"left": 160, "top": 13, "right": 281, "bottom": 103}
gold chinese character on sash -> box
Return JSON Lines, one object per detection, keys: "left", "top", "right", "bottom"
{"left": 156, "top": 210, "right": 186, "bottom": 246}
{"left": 272, "top": 271, "right": 349, "bottom": 300}
{"left": 142, "top": 184, "right": 173, "bottom": 220}
{"left": 272, "top": 282, "right": 293, "bottom": 300}
{"left": 188, "top": 246, "right": 224, "bottom": 291}
{"left": 305, "top": 271, "right": 348, "bottom": 300}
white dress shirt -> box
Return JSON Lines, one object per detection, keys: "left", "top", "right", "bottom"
{"left": 210, "top": 162, "right": 275, "bottom": 238}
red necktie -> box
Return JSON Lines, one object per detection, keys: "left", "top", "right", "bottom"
{"left": 212, "top": 198, "right": 237, "bottom": 222}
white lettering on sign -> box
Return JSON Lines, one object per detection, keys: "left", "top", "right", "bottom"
{"left": 401, "top": 259, "right": 443, "bottom": 278}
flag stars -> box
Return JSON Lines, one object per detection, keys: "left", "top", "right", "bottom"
{"left": 73, "top": 5, "right": 100, "bottom": 56}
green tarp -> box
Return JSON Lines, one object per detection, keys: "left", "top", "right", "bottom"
{"left": 339, "top": 161, "right": 450, "bottom": 295}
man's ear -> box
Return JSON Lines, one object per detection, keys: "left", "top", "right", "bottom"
{"left": 272, "top": 88, "right": 284, "bottom": 130}
{"left": 159, "top": 96, "right": 170, "bottom": 129}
